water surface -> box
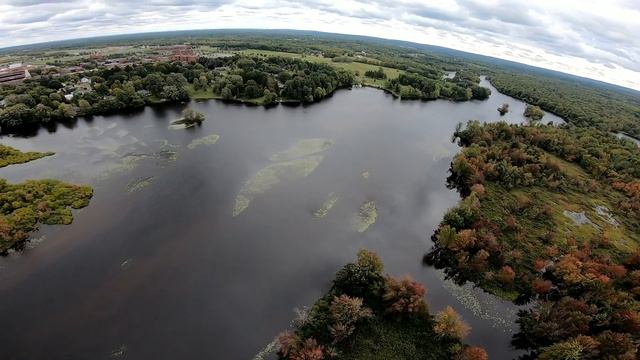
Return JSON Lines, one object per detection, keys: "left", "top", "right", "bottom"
{"left": 0, "top": 79, "right": 558, "bottom": 360}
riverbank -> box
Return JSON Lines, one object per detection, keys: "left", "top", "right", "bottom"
{"left": 426, "top": 121, "right": 640, "bottom": 358}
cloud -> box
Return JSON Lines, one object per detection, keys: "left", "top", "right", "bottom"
{"left": 0, "top": 0, "right": 638, "bottom": 90}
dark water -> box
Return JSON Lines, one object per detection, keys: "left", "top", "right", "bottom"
{"left": 0, "top": 79, "right": 563, "bottom": 360}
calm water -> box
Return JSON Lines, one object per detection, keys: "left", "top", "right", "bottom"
{"left": 0, "top": 79, "right": 563, "bottom": 360}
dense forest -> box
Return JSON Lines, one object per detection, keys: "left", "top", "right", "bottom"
{"left": 0, "top": 33, "right": 500, "bottom": 133}
{"left": 425, "top": 121, "right": 640, "bottom": 358}
{"left": 276, "top": 250, "right": 487, "bottom": 360}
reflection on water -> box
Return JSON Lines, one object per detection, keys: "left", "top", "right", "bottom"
{"left": 0, "top": 80, "right": 554, "bottom": 360}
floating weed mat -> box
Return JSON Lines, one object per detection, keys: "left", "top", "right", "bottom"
{"left": 352, "top": 200, "right": 378, "bottom": 232}
{"left": 110, "top": 344, "right": 127, "bottom": 359}
{"left": 252, "top": 339, "right": 277, "bottom": 360}
{"left": 233, "top": 138, "right": 333, "bottom": 216}
{"left": 95, "top": 140, "right": 178, "bottom": 180}
{"left": 126, "top": 176, "right": 155, "bottom": 193}
{"left": 314, "top": 192, "right": 339, "bottom": 218}
{"left": 438, "top": 271, "right": 520, "bottom": 332}
{"left": 269, "top": 138, "right": 334, "bottom": 162}
{"left": 187, "top": 134, "right": 220, "bottom": 150}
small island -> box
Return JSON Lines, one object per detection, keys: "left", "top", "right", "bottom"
{"left": 0, "top": 145, "right": 93, "bottom": 253}
{"left": 169, "top": 108, "right": 206, "bottom": 129}
{"left": 0, "top": 144, "right": 53, "bottom": 168}
{"left": 497, "top": 103, "right": 509, "bottom": 115}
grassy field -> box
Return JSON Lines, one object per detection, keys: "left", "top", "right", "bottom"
{"left": 185, "top": 84, "right": 269, "bottom": 105}
{"left": 236, "top": 49, "right": 402, "bottom": 86}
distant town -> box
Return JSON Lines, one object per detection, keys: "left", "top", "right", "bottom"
{"left": 0, "top": 44, "right": 201, "bottom": 85}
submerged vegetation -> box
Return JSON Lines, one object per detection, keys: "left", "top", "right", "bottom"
{"left": 0, "top": 179, "right": 93, "bottom": 253}
{"left": 425, "top": 121, "right": 640, "bottom": 358}
{"left": 187, "top": 133, "right": 220, "bottom": 150}
{"left": 126, "top": 176, "right": 155, "bottom": 193}
{"left": 314, "top": 192, "right": 339, "bottom": 218}
{"left": 352, "top": 200, "right": 378, "bottom": 233}
{"left": 233, "top": 138, "right": 333, "bottom": 216}
{"left": 276, "top": 250, "right": 487, "bottom": 360}
{"left": 0, "top": 144, "right": 54, "bottom": 168}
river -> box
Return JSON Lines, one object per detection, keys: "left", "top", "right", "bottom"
{"left": 0, "top": 78, "right": 564, "bottom": 360}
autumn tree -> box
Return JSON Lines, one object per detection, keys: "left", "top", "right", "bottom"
{"left": 383, "top": 275, "right": 427, "bottom": 314}
{"left": 434, "top": 306, "right": 470, "bottom": 339}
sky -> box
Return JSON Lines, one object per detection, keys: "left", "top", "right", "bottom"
{"left": 1, "top": 0, "right": 639, "bottom": 91}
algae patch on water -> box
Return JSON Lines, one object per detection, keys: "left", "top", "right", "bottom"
{"left": 314, "top": 192, "right": 339, "bottom": 218}
{"left": 126, "top": 176, "right": 155, "bottom": 193}
{"left": 269, "top": 138, "right": 334, "bottom": 161}
{"left": 187, "top": 134, "right": 220, "bottom": 150}
{"left": 232, "top": 138, "right": 333, "bottom": 216}
{"left": 352, "top": 200, "right": 378, "bottom": 232}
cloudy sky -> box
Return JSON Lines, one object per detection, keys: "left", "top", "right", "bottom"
{"left": 1, "top": 0, "right": 639, "bottom": 90}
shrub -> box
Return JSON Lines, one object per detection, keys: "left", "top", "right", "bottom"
{"left": 332, "top": 251, "right": 385, "bottom": 302}
{"left": 291, "top": 338, "right": 325, "bottom": 360}
{"left": 537, "top": 339, "right": 583, "bottom": 360}
{"left": 328, "top": 295, "right": 372, "bottom": 342}
{"left": 276, "top": 331, "right": 300, "bottom": 357}
{"left": 276, "top": 333, "right": 325, "bottom": 360}
{"left": 434, "top": 306, "right": 470, "bottom": 339}
{"left": 383, "top": 275, "right": 427, "bottom": 314}
{"left": 496, "top": 265, "right": 516, "bottom": 284}
{"left": 356, "top": 249, "right": 384, "bottom": 274}
{"left": 457, "top": 346, "right": 488, "bottom": 360}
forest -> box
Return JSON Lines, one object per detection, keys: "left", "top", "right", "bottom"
{"left": 0, "top": 55, "right": 355, "bottom": 130}
{"left": 425, "top": 121, "right": 640, "bottom": 358}
{"left": 0, "top": 37, "right": 496, "bottom": 132}
{"left": 276, "top": 249, "right": 487, "bottom": 360}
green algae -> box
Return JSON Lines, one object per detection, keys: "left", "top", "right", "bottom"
{"left": 314, "top": 192, "right": 339, "bottom": 218}
{"left": 252, "top": 339, "right": 277, "bottom": 360}
{"left": 187, "top": 134, "right": 220, "bottom": 150}
{"left": 233, "top": 138, "right": 333, "bottom": 216}
{"left": 126, "top": 176, "right": 155, "bottom": 193}
{"left": 352, "top": 200, "right": 378, "bottom": 232}
{"left": 269, "top": 138, "right": 334, "bottom": 162}
{"left": 233, "top": 155, "right": 325, "bottom": 216}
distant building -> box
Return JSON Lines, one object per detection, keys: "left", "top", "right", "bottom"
{"left": 64, "top": 94, "right": 74, "bottom": 101}
{"left": 80, "top": 77, "right": 92, "bottom": 84}
{"left": 170, "top": 45, "right": 197, "bottom": 63}
{"left": 0, "top": 65, "right": 31, "bottom": 84}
